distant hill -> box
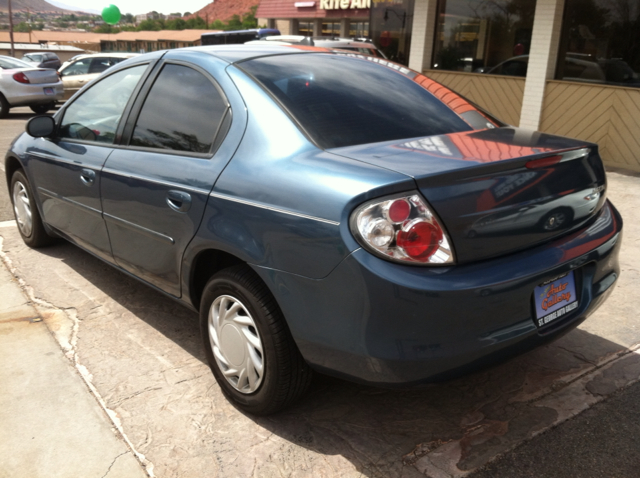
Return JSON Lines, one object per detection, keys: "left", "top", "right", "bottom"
{"left": 0, "top": 0, "right": 71, "bottom": 13}
{"left": 186, "top": 0, "right": 258, "bottom": 23}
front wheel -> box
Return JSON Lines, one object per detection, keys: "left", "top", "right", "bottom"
{"left": 200, "top": 265, "right": 312, "bottom": 415}
{"left": 11, "top": 170, "right": 54, "bottom": 248}
{"left": 30, "top": 102, "right": 55, "bottom": 115}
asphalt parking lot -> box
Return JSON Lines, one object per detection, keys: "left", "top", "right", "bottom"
{"left": 1, "top": 107, "right": 640, "bottom": 477}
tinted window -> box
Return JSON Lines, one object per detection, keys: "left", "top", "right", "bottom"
{"left": 60, "top": 65, "right": 147, "bottom": 144}
{"left": 130, "top": 64, "right": 227, "bottom": 154}
{"left": 239, "top": 54, "right": 473, "bottom": 149}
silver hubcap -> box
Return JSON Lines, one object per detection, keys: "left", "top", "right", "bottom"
{"left": 13, "top": 181, "right": 33, "bottom": 237}
{"left": 209, "top": 295, "right": 264, "bottom": 394}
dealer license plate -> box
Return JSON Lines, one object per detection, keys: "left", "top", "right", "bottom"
{"left": 43, "top": 87, "right": 54, "bottom": 95}
{"left": 533, "top": 271, "right": 578, "bottom": 327}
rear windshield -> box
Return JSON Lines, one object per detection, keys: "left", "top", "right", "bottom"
{"left": 239, "top": 53, "right": 474, "bottom": 149}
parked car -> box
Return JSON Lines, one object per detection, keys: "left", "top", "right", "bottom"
{"left": 57, "top": 53, "right": 138, "bottom": 100}
{"left": 21, "top": 52, "right": 62, "bottom": 70}
{"left": 5, "top": 46, "right": 622, "bottom": 415}
{"left": 246, "top": 35, "right": 387, "bottom": 57}
{"left": 479, "top": 54, "right": 640, "bottom": 87}
{"left": 201, "top": 28, "right": 281, "bottom": 45}
{"left": 0, "top": 55, "right": 63, "bottom": 117}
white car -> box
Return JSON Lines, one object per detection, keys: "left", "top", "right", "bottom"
{"left": 0, "top": 55, "right": 63, "bottom": 118}
{"left": 246, "top": 36, "right": 387, "bottom": 58}
{"left": 58, "top": 53, "right": 139, "bottom": 100}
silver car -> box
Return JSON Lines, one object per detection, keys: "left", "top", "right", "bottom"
{"left": 58, "top": 53, "right": 139, "bottom": 100}
{"left": 0, "top": 55, "right": 63, "bottom": 118}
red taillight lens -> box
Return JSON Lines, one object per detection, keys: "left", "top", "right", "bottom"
{"left": 13, "top": 72, "right": 30, "bottom": 84}
{"left": 350, "top": 193, "right": 454, "bottom": 265}
{"left": 525, "top": 148, "right": 591, "bottom": 169}
{"left": 397, "top": 219, "right": 443, "bottom": 261}
{"left": 386, "top": 198, "right": 411, "bottom": 223}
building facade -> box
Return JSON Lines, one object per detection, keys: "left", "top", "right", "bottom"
{"left": 376, "top": 0, "right": 640, "bottom": 172}
{"left": 257, "top": 0, "right": 371, "bottom": 37}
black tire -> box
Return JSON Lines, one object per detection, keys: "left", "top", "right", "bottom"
{"left": 200, "top": 264, "right": 312, "bottom": 415}
{"left": 0, "top": 94, "right": 9, "bottom": 119}
{"left": 30, "top": 102, "right": 55, "bottom": 115}
{"left": 10, "top": 170, "right": 54, "bottom": 248}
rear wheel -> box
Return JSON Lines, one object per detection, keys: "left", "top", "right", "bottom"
{"left": 0, "top": 94, "right": 9, "bottom": 118}
{"left": 30, "top": 102, "right": 55, "bottom": 115}
{"left": 11, "top": 170, "right": 54, "bottom": 248}
{"left": 200, "top": 265, "right": 312, "bottom": 415}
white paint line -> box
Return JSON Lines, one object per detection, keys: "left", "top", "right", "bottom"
{"left": 0, "top": 220, "right": 17, "bottom": 228}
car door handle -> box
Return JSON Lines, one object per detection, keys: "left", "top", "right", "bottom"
{"left": 80, "top": 168, "right": 96, "bottom": 186}
{"left": 166, "top": 190, "right": 191, "bottom": 213}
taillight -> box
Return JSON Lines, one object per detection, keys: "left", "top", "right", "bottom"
{"left": 350, "top": 193, "right": 455, "bottom": 265}
{"left": 13, "top": 72, "right": 30, "bottom": 84}
{"left": 525, "top": 148, "right": 590, "bottom": 169}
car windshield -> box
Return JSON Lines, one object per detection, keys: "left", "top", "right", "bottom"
{"left": 0, "top": 57, "right": 33, "bottom": 69}
{"left": 239, "top": 53, "right": 474, "bottom": 149}
{"left": 23, "top": 54, "right": 43, "bottom": 62}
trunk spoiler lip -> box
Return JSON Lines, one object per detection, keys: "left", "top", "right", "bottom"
{"left": 329, "top": 128, "right": 597, "bottom": 180}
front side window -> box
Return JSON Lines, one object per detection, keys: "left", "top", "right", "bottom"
{"left": 431, "top": 0, "right": 537, "bottom": 75}
{"left": 557, "top": 0, "right": 640, "bottom": 87}
{"left": 62, "top": 58, "right": 91, "bottom": 77}
{"left": 130, "top": 64, "right": 227, "bottom": 154}
{"left": 60, "top": 65, "right": 147, "bottom": 144}
{"left": 239, "top": 53, "right": 476, "bottom": 149}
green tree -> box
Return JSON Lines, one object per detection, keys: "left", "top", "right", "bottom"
{"left": 14, "top": 22, "right": 31, "bottom": 32}
{"left": 185, "top": 16, "right": 206, "bottom": 29}
{"left": 137, "top": 19, "right": 164, "bottom": 31}
{"left": 123, "top": 13, "right": 135, "bottom": 24}
{"left": 166, "top": 18, "right": 186, "bottom": 30}
{"left": 94, "top": 24, "right": 120, "bottom": 33}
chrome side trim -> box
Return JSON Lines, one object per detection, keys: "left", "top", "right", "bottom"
{"left": 209, "top": 192, "right": 340, "bottom": 226}
{"left": 102, "top": 167, "right": 211, "bottom": 196}
{"left": 103, "top": 213, "right": 175, "bottom": 245}
{"left": 38, "top": 187, "right": 102, "bottom": 216}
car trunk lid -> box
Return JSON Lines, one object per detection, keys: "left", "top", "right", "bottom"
{"left": 332, "top": 127, "right": 607, "bottom": 264}
{"left": 16, "top": 68, "right": 59, "bottom": 84}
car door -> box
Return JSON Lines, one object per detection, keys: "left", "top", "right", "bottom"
{"left": 26, "top": 63, "right": 151, "bottom": 261}
{"left": 100, "top": 57, "right": 236, "bottom": 297}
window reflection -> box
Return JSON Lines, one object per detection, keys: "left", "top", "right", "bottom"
{"left": 557, "top": 0, "right": 640, "bottom": 87}
{"left": 130, "top": 64, "right": 227, "bottom": 154}
{"left": 370, "top": 0, "right": 414, "bottom": 65}
{"left": 432, "top": 0, "right": 536, "bottom": 74}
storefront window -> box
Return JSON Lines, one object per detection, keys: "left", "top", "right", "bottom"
{"left": 298, "top": 21, "right": 313, "bottom": 36}
{"left": 370, "top": 0, "right": 415, "bottom": 65}
{"left": 322, "top": 21, "right": 340, "bottom": 36}
{"left": 350, "top": 21, "right": 370, "bottom": 37}
{"left": 432, "top": 0, "right": 536, "bottom": 75}
{"left": 557, "top": 0, "right": 640, "bottom": 87}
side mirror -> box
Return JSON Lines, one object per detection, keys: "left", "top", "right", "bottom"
{"left": 26, "top": 115, "right": 55, "bottom": 138}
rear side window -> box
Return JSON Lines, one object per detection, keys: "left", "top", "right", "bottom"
{"left": 239, "top": 54, "right": 472, "bottom": 149}
{"left": 130, "top": 64, "right": 227, "bottom": 154}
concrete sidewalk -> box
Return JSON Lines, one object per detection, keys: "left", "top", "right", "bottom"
{"left": 0, "top": 232, "right": 147, "bottom": 478}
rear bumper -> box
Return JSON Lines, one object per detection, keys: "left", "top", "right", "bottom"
{"left": 255, "top": 200, "right": 622, "bottom": 386}
{"left": 7, "top": 83, "right": 64, "bottom": 106}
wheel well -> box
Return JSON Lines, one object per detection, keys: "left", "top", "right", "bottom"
{"left": 190, "top": 249, "right": 244, "bottom": 310}
{"left": 4, "top": 156, "right": 23, "bottom": 196}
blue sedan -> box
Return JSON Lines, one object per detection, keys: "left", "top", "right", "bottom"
{"left": 4, "top": 46, "right": 622, "bottom": 415}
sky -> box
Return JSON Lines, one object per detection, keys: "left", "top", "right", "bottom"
{"left": 47, "top": 0, "right": 212, "bottom": 16}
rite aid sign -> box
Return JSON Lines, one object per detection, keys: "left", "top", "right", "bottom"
{"left": 319, "top": 0, "right": 371, "bottom": 9}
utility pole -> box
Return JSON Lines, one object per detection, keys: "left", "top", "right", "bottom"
{"left": 8, "top": 0, "right": 15, "bottom": 57}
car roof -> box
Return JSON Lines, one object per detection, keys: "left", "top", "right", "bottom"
{"left": 175, "top": 44, "right": 333, "bottom": 64}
